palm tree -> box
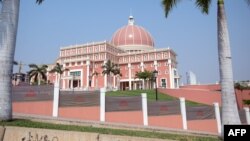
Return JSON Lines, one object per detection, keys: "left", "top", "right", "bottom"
{"left": 162, "top": 0, "right": 250, "bottom": 133}
{"left": 28, "top": 64, "right": 48, "bottom": 85}
{"left": 91, "top": 71, "right": 99, "bottom": 89}
{"left": 49, "top": 62, "right": 69, "bottom": 86}
{"left": 102, "top": 60, "right": 120, "bottom": 90}
{"left": 113, "top": 67, "right": 122, "bottom": 90}
{"left": 0, "top": 0, "right": 44, "bottom": 120}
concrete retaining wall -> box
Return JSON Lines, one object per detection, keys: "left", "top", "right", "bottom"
{"left": 1, "top": 126, "right": 172, "bottom": 141}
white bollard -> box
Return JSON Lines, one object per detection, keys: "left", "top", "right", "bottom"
{"left": 141, "top": 93, "right": 148, "bottom": 126}
{"left": 52, "top": 82, "right": 60, "bottom": 117}
{"left": 244, "top": 107, "right": 250, "bottom": 125}
{"left": 179, "top": 97, "right": 187, "bottom": 130}
{"left": 100, "top": 88, "right": 106, "bottom": 122}
{"left": 214, "top": 103, "right": 221, "bottom": 134}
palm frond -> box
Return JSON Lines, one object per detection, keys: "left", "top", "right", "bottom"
{"left": 195, "top": 0, "right": 211, "bottom": 14}
{"left": 36, "top": 0, "right": 44, "bottom": 4}
{"left": 29, "top": 64, "right": 38, "bottom": 69}
{"left": 28, "top": 70, "right": 37, "bottom": 81}
{"left": 246, "top": 0, "right": 250, "bottom": 5}
{"left": 41, "top": 64, "right": 48, "bottom": 69}
{"left": 41, "top": 72, "right": 47, "bottom": 80}
{"left": 92, "top": 71, "right": 99, "bottom": 77}
{"left": 49, "top": 69, "right": 57, "bottom": 73}
{"left": 162, "top": 0, "right": 181, "bottom": 17}
{"left": 34, "top": 73, "right": 38, "bottom": 82}
{"left": 13, "top": 61, "right": 18, "bottom": 65}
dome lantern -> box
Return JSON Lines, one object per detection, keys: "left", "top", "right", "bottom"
{"left": 128, "top": 16, "right": 135, "bottom": 25}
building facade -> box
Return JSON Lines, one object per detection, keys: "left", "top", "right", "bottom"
{"left": 186, "top": 71, "right": 197, "bottom": 85}
{"left": 48, "top": 16, "right": 180, "bottom": 90}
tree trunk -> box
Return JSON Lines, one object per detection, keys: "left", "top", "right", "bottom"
{"left": 38, "top": 73, "right": 41, "bottom": 85}
{"left": 0, "top": 0, "right": 20, "bottom": 120}
{"left": 58, "top": 73, "right": 61, "bottom": 88}
{"left": 217, "top": 0, "right": 241, "bottom": 134}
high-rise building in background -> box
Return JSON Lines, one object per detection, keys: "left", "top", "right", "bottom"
{"left": 186, "top": 71, "right": 197, "bottom": 85}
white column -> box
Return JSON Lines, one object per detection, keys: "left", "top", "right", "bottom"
{"left": 214, "top": 103, "right": 222, "bottom": 134}
{"left": 244, "top": 107, "right": 250, "bottom": 125}
{"left": 168, "top": 59, "right": 173, "bottom": 88}
{"left": 86, "top": 59, "right": 90, "bottom": 89}
{"left": 180, "top": 97, "right": 187, "bottom": 130}
{"left": 62, "top": 79, "right": 65, "bottom": 89}
{"left": 104, "top": 74, "right": 107, "bottom": 88}
{"left": 140, "top": 62, "right": 144, "bottom": 72}
{"left": 154, "top": 60, "right": 157, "bottom": 70}
{"left": 70, "top": 79, "right": 73, "bottom": 89}
{"left": 113, "top": 75, "right": 116, "bottom": 89}
{"left": 176, "top": 78, "right": 179, "bottom": 88}
{"left": 62, "top": 71, "right": 66, "bottom": 89}
{"left": 140, "top": 62, "right": 144, "bottom": 89}
{"left": 96, "top": 78, "right": 98, "bottom": 90}
{"left": 53, "top": 82, "right": 60, "bottom": 117}
{"left": 104, "top": 61, "right": 107, "bottom": 88}
{"left": 141, "top": 93, "right": 148, "bottom": 126}
{"left": 78, "top": 80, "right": 80, "bottom": 88}
{"left": 100, "top": 88, "right": 106, "bottom": 122}
{"left": 128, "top": 63, "right": 132, "bottom": 90}
{"left": 134, "top": 82, "right": 137, "bottom": 90}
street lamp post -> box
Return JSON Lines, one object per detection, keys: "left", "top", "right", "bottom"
{"left": 89, "top": 75, "right": 92, "bottom": 87}
{"left": 153, "top": 70, "right": 158, "bottom": 101}
{"left": 71, "top": 74, "right": 75, "bottom": 94}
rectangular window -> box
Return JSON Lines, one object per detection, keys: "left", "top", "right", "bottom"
{"left": 161, "top": 79, "right": 166, "bottom": 88}
{"left": 70, "top": 71, "right": 81, "bottom": 76}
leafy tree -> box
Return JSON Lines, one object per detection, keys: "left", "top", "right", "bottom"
{"left": 243, "top": 100, "right": 250, "bottom": 105}
{"left": 162, "top": 0, "right": 250, "bottom": 134}
{"left": 135, "top": 70, "right": 153, "bottom": 89}
{"left": 0, "top": 0, "right": 44, "bottom": 120}
{"left": 28, "top": 64, "right": 48, "bottom": 85}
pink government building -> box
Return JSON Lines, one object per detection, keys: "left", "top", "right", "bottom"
{"left": 47, "top": 16, "right": 180, "bottom": 90}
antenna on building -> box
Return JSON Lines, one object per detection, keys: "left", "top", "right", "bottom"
{"left": 130, "top": 8, "right": 133, "bottom": 17}
{"left": 128, "top": 9, "right": 134, "bottom": 25}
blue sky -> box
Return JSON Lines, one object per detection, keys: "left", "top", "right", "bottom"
{"left": 14, "top": 0, "right": 250, "bottom": 84}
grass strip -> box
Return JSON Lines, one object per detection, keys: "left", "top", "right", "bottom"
{"left": 0, "top": 119, "right": 221, "bottom": 141}
{"left": 107, "top": 89, "right": 202, "bottom": 106}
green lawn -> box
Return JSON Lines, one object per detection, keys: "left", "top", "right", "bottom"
{"left": 106, "top": 89, "right": 202, "bottom": 106}
{"left": 0, "top": 119, "right": 221, "bottom": 141}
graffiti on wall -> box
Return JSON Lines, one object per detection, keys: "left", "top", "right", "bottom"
{"left": 21, "top": 132, "right": 59, "bottom": 141}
